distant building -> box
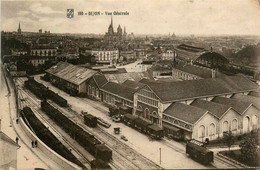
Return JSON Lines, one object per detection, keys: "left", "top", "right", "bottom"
{"left": 172, "top": 64, "right": 225, "bottom": 80}
{"left": 104, "top": 16, "right": 127, "bottom": 45}
{"left": 17, "top": 22, "right": 21, "bottom": 34}
{"left": 120, "top": 50, "right": 135, "bottom": 61}
{"left": 39, "top": 29, "right": 42, "bottom": 33}
{"left": 0, "top": 130, "right": 20, "bottom": 170}
{"left": 174, "top": 44, "right": 229, "bottom": 68}
{"left": 161, "top": 49, "right": 176, "bottom": 60}
{"left": 11, "top": 49, "right": 27, "bottom": 56}
{"left": 45, "top": 62, "right": 98, "bottom": 95}
{"left": 30, "top": 47, "right": 57, "bottom": 57}
{"left": 85, "top": 49, "right": 119, "bottom": 65}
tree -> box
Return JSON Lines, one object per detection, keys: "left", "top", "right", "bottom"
{"left": 240, "top": 134, "right": 258, "bottom": 163}
{"left": 223, "top": 130, "right": 235, "bottom": 152}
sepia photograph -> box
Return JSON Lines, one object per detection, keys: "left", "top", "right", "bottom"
{"left": 0, "top": 0, "right": 260, "bottom": 169}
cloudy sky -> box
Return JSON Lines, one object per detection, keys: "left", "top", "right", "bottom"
{"left": 1, "top": 0, "right": 260, "bottom": 35}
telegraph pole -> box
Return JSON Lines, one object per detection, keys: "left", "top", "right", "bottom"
{"left": 159, "top": 147, "right": 161, "bottom": 165}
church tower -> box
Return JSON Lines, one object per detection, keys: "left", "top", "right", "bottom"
{"left": 108, "top": 16, "right": 114, "bottom": 34}
{"left": 17, "top": 22, "right": 21, "bottom": 34}
{"left": 124, "top": 26, "right": 127, "bottom": 35}
{"left": 117, "top": 25, "right": 122, "bottom": 35}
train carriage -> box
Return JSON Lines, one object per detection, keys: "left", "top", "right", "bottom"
{"left": 123, "top": 113, "right": 137, "bottom": 127}
{"left": 186, "top": 139, "right": 214, "bottom": 165}
{"left": 147, "top": 124, "right": 164, "bottom": 140}
{"left": 83, "top": 113, "right": 97, "bottom": 127}
{"left": 95, "top": 144, "right": 112, "bottom": 162}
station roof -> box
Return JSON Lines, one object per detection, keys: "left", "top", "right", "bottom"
{"left": 101, "top": 82, "right": 136, "bottom": 101}
{"left": 173, "top": 65, "right": 226, "bottom": 79}
{"left": 174, "top": 44, "right": 206, "bottom": 61}
{"left": 191, "top": 99, "right": 233, "bottom": 119}
{"left": 139, "top": 75, "right": 258, "bottom": 103}
{"left": 104, "top": 72, "right": 153, "bottom": 84}
{"left": 248, "top": 91, "right": 260, "bottom": 98}
{"left": 211, "top": 96, "right": 253, "bottom": 115}
{"left": 92, "top": 74, "right": 108, "bottom": 88}
{"left": 163, "top": 103, "right": 208, "bottom": 125}
{"left": 121, "top": 80, "right": 145, "bottom": 90}
{"left": 231, "top": 93, "right": 260, "bottom": 109}
{"left": 46, "top": 61, "right": 97, "bottom": 85}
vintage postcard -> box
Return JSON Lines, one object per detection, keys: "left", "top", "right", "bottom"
{"left": 1, "top": 0, "right": 260, "bottom": 169}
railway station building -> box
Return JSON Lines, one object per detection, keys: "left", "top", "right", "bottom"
{"left": 174, "top": 44, "right": 229, "bottom": 68}
{"left": 133, "top": 75, "right": 259, "bottom": 141}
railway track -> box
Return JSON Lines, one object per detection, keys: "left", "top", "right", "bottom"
{"left": 18, "top": 77, "right": 247, "bottom": 169}
{"left": 16, "top": 80, "right": 91, "bottom": 169}
{"left": 16, "top": 78, "right": 147, "bottom": 169}
{"left": 51, "top": 99, "right": 161, "bottom": 170}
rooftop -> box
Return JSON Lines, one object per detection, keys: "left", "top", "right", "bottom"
{"left": 121, "top": 80, "right": 145, "bottom": 90}
{"left": 191, "top": 99, "right": 233, "bottom": 119}
{"left": 248, "top": 91, "right": 260, "bottom": 98}
{"left": 104, "top": 72, "right": 153, "bottom": 84}
{"left": 163, "top": 102, "right": 208, "bottom": 125}
{"left": 101, "top": 82, "right": 136, "bottom": 101}
{"left": 46, "top": 61, "right": 97, "bottom": 85}
{"left": 211, "top": 96, "right": 252, "bottom": 115}
{"left": 92, "top": 74, "right": 108, "bottom": 88}
{"left": 231, "top": 93, "right": 260, "bottom": 109}
{"left": 173, "top": 65, "right": 226, "bottom": 79}
{"left": 139, "top": 75, "right": 258, "bottom": 102}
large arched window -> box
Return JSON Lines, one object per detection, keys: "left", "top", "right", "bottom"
{"left": 209, "top": 123, "right": 216, "bottom": 140}
{"left": 232, "top": 119, "right": 238, "bottom": 134}
{"left": 144, "top": 108, "right": 150, "bottom": 119}
{"left": 243, "top": 116, "right": 250, "bottom": 133}
{"left": 252, "top": 115, "right": 258, "bottom": 130}
{"left": 223, "top": 121, "right": 229, "bottom": 134}
{"left": 199, "top": 125, "right": 205, "bottom": 142}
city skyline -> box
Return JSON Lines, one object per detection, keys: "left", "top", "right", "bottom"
{"left": 1, "top": 0, "right": 260, "bottom": 36}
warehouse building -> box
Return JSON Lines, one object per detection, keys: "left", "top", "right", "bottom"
{"left": 45, "top": 62, "right": 98, "bottom": 94}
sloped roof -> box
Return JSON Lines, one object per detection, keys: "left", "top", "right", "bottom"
{"left": 0, "top": 131, "right": 20, "bottom": 148}
{"left": 231, "top": 93, "right": 260, "bottom": 109}
{"left": 163, "top": 102, "right": 208, "bottom": 125}
{"left": 191, "top": 99, "right": 232, "bottom": 119}
{"left": 211, "top": 97, "right": 252, "bottom": 115}
{"left": 104, "top": 72, "right": 153, "bottom": 84}
{"left": 173, "top": 65, "right": 226, "bottom": 79}
{"left": 248, "top": 91, "right": 260, "bottom": 98}
{"left": 101, "top": 82, "right": 136, "bottom": 101}
{"left": 121, "top": 80, "right": 145, "bottom": 90}
{"left": 139, "top": 75, "right": 258, "bottom": 102}
{"left": 219, "top": 75, "right": 259, "bottom": 92}
{"left": 174, "top": 44, "right": 206, "bottom": 61}
{"left": 46, "top": 61, "right": 97, "bottom": 85}
{"left": 93, "top": 75, "right": 108, "bottom": 88}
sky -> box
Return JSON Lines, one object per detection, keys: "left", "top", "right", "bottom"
{"left": 1, "top": 0, "right": 260, "bottom": 36}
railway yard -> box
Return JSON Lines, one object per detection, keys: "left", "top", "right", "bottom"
{"left": 5, "top": 74, "right": 246, "bottom": 169}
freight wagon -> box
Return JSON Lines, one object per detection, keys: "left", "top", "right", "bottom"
{"left": 186, "top": 139, "right": 214, "bottom": 165}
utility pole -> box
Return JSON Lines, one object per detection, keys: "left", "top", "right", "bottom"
{"left": 159, "top": 147, "right": 161, "bottom": 165}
